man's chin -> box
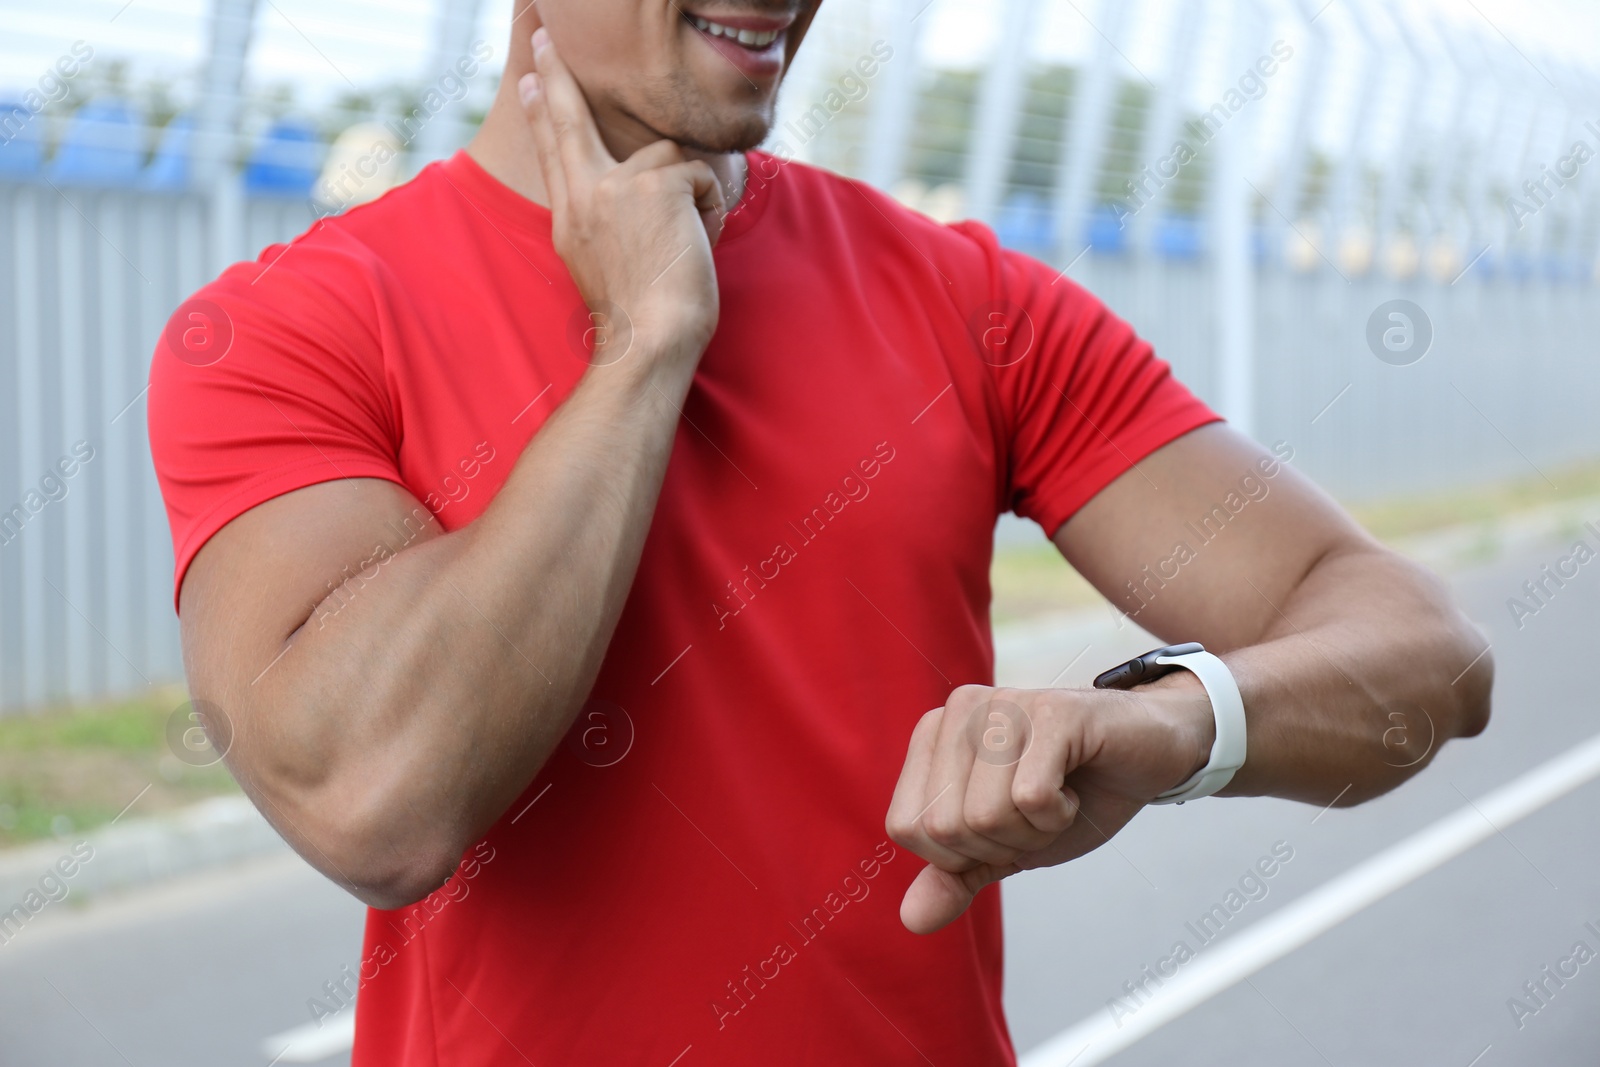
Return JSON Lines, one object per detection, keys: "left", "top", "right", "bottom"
{"left": 668, "top": 114, "right": 773, "bottom": 156}
{"left": 612, "top": 84, "right": 777, "bottom": 156}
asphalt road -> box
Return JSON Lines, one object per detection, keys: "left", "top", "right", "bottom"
{"left": 0, "top": 850, "right": 361, "bottom": 1067}
{"left": 1, "top": 533, "right": 1597, "bottom": 1066}
{"left": 999, "top": 537, "right": 1600, "bottom": 1066}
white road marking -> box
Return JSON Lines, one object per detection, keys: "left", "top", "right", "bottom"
{"left": 1020, "top": 729, "right": 1600, "bottom": 1067}
{"left": 262, "top": 1009, "right": 356, "bottom": 1062}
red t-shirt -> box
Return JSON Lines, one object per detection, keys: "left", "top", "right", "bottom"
{"left": 149, "top": 150, "right": 1218, "bottom": 1065}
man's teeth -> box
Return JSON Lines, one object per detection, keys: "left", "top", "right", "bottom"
{"left": 690, "top": 16, "right": 780, "bottom": 47}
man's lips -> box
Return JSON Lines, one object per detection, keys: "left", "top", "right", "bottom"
{"left": 681, "top": 9, "right": 797, "bottom": 36}
{"left": 681, "top": 9, "right": 794, "bottom": 77}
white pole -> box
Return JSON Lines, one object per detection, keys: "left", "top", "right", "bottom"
{"left": 962, "top": 0, "right": 1038, "bottom": 224}
{"left": 1125, "top": 0, "right": 1203, "bottom": 256}
{"left": 195, "top": 0, "right": 259, "bottom": 276}
{"left": 861, "top": 0, "right": 923, "bottom": 193}
{"left": 1050, "top": 0, "right": 1132, "bottom": 263}
{"left": 1323, "top": 2, "right": 1379, "bottom": 265}
{"left": 1430, "top": 21, "right": 1505, "bottom": 268}
{"left": 414, "top": 0, "right": 487, "bottom": 167}
{"left": 1271, "top": 0, "right": 1329, "bottom": 259}
{"left": 1367, "top": 0, "right": 1424, "bottom": 270}
{"left": 1212, "top": 0, "right": 1257, "bottom": 437}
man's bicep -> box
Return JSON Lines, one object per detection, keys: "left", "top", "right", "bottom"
{"left": 178, "top": 478, "right": 441, "bottom": 695}
{"left": 1050, "top": 423, "right": 1373, "bottom": 651}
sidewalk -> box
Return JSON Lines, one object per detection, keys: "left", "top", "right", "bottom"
{"left": 0, "top": 795, "right": 284, "bottom": 915}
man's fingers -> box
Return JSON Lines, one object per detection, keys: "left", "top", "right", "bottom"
{"left": 1013, "top": 719, "right": 1081, "bottom": 836}
{"left": 530, "top": 28, "right": 613, "bottom": 182}
{"left": 615, "top": 139, "right": 685, "bottom": 175}
{"left": 679, "top": 160, "right": 727, "bottom": 245}
{"left": 923, "top": 688, "right": 1024, "bottom": 867}
{"left": 1033, "top": 782, "right": 1081, "bottom": 835}
{"left": 620, "top": 149, "right": 728, "bottom": 244}
{"left": 899, "top": 860, "right": 1017, "bottom": 935}
{"left": 885, "top": 709, "right": 940, "bottom": 832}
{"left": 963, "top": 760, "right": 1063, "bottom": 853}
{"left": 886, "top": 710, "right": 976, "bottom": 873}
{"left": 519, "top": 73, "right": 568, "bottom": 216}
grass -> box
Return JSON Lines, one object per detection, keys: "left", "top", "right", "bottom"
{"left": 1346, "top": 458, "right": 1600, "bottom": 542}
{"left": 0, "top": 684, "right": 240, "bottom": 850}
{"left": 989, "top": 458, "right": 1600, "bottom": 627}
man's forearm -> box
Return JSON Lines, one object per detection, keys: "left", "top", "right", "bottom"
{"left": 240, "top": 353, "right": 698, "bottom": 906}
{"left": 1195, "top": 543, "right": 1493, "bottom": 806}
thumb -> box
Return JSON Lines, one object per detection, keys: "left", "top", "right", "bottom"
{"left": 899, "top": 860, "right": 1017, "bottom": 935}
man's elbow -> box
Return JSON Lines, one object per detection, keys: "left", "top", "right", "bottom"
{"left": 1390, "top": 550, "right": 1494, "bottom": 743}
{"left": 339, "top": 845, "right": 463, "bottom": 911}
{"left": 257, "top": 781, "right": 470, "bottom": 911}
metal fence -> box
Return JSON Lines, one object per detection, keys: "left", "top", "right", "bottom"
{"left": 0, "top": 183, "right": 314, "bottom": 711}
{"left": 1, "top": 0, "right": 1598, "bottom": 712}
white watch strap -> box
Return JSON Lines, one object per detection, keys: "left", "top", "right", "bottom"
{"left": 1149, "top": 649, "right": 1247, "bottom": 805}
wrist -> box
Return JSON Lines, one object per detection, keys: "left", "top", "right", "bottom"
{"left": 630, "top": 326, "right": 711, "bottom": 371}
{"left": 579, "top": 332, "right": 702, "bottom": 402}
{"left": 1140, "top": 671, "right": 1217, "bottom": 791}
{"left": 1094, "top": 643, "right": 1247, "bottom": 804}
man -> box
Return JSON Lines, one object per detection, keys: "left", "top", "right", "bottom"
{"left": 149, "top": 1, "right": 1492, "bottom": 1063}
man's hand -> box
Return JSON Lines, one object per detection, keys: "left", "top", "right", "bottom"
{"left": 885, "top": 680, "right": 1214, "bottom": 934}
{"left": 522, "top": 27, "right": 726, "bottom": 364}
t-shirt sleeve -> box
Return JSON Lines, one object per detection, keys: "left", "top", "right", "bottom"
{"left": 148, "top": 233, "right": 406, "bottom": 611}
{"left": 954, "top": 223, "right": 1222, "bottom": 539}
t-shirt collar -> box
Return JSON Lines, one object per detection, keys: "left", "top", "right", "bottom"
{"left": 437, "top": 148, "right": 773, "bottom": 245}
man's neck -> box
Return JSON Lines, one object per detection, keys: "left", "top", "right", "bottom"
{"left": 467, "top": 81, "right": 749, "bottom": 215}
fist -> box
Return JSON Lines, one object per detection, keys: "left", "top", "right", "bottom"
{"left": 884, "top": 682, "right": 1213, "bottom": 933}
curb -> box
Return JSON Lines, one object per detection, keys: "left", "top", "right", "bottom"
{"left": 0, "top": 795, "right": 287, "bottom": 913}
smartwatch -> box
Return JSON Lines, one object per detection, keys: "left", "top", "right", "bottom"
{"left": 1093, "top": 642, "right": 1246, "bottom": 805}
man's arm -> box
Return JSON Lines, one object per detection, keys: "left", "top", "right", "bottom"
{"left": 886, "top": 422, "right": 1491, "bottom": 932}
{"left": 1057, "top": 422, "right": 1492, "bottom": 803}
{"left": 178, "top": 32, "right": 724, "bottom": 909}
